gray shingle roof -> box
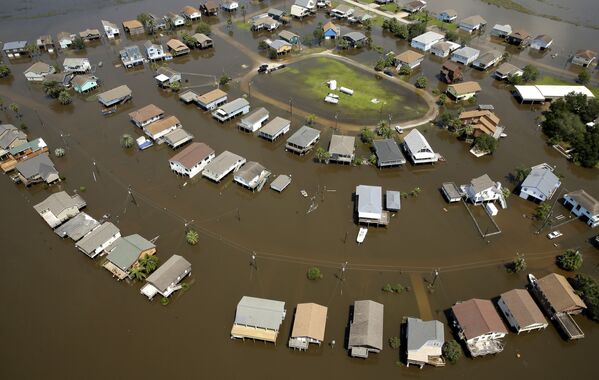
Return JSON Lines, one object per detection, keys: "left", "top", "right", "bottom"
{"left": 15, "top": 154, "right": 56, "bottom": 180}
{"left": 54, "top": 212, "right": 99, "bottom": 241}
{"left": 356, "top": 185, "right": 382, "bottom": 218}
{"left": 348, "top": 300, "right": 384, "bottom": 350}
{"left": 470, "top": 174, "right": 496, "bottom": 194}
{"left": 406, "top": 317, "right": 444, "bottom": 351}
{"left": 145, "top": 254, "right": 191, "bottom": 292}
{"left": 105, "top": 234, "right": 155, "bottom": 271}
{"left": 329, "top": 135, "right": 355, "bottom": 156}
{"left": 521, "top": 166, "right": 560, "bottom": 198}
{"left": 287, "top": 125, "right": 320, "bottom": 147}
{"left": 373, "top": 139, "right": 405, "bottom": 164}
{"left": 235, "top": 161, "right": 266, "bottom": 183}
{"left": 234, "top": 296, "right": 286, "bottom": 330}
{"left": 33, "top": 191, "right": 83, "bottom": 217}
{"left": 75, "top": 222, "right": 120, "bottom": 256}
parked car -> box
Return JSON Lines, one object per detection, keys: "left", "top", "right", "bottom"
{"left": 547, "top": 231, "right": 563, "bottom": 239}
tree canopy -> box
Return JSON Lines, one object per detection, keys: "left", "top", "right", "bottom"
{"left": 570, "top": 274, "right": 599, "bottom": 322}
{"left": 474, "top": 133, "right": 497, "bottom": 153}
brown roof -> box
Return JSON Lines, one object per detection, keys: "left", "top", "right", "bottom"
{"left": 448, "top": 81, "right": 481, "bottom": 96}
{"left": 203, "top": 0, "right": 218, "bottom": 10}
{"left": 500, "top": 289, "right": 547, "bottom": 328}
{"left": 566, "top": 189, "right": 599, "bottom": 214}
{"left": 509, "top": 29, "right": 531, "bottom": 39}
{"left": 122, "top": 20, "right": 143, "bottom": 30}
{"left": 169, "top": 142, "right": 214, "bottom": 168}
{"left": 575, "top": 49, "right": 597, "bottom": 59}
{"left": 459, "top": 110, "right": 500, "bottom": 135}
{"left": 167, "top": 39, "right": 189, "bottom": 51}
{"left": 71, "top": 74, "right": 97, "bottom": 87}
{"left": 452, "top": 299, "right": 507, "bottom": 340}
{"left": 182, "top": 5, "right": 200, "bottom": 15}
{"left": 537, "top": 273, "right": 587, "bottom": 313}
{"left": 291, "top": 303, "right": 328, "bottom": 341}
{"left": 323, "top": 21, "right": 339, "bottom": 33}
{"left": 129, "top": 104, "right": 164, "bottom": 123}
{"left": 396, "top": 50, "right": 424, "bottom": 64}
{"left": 442, "top": 61, "right": 461, "bottom": 72}
{"left": 145, "top": 116, "right": 180, "bottom": 135}
{"left": 198, "top": 88, "right": 227, "bottom": 104}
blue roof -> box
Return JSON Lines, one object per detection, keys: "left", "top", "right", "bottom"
{"left": 3, "top": 41, "right": 27, "bottom": 51}
{"left": 522, "top": 166, "right": 560, "bottom": 197}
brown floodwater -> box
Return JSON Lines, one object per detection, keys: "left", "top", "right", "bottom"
{"left": 0, "top": 1, "right": 598, "bottom": 379}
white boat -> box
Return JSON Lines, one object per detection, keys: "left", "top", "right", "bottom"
{"left": 528, "top": 273, "right": 538, "bottom": 287}
{"left": 136, "top": 136, "right": 153, "bottom": 150}
{"left": 357, "top": 227, "right": 367, "bottom": 243}
{"left": 547, "top": 230, "right": 563, "bottom": 239}
{"left": 300, "top": 189, "right": 308, "bottom": 197}
{"left": 500, "top": 133, "right": 508, "bottom": 138}
{"left": 324, "top": 96, "right": 339, "bottom": 104}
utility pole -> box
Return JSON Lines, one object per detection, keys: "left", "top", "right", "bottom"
{"left": 429, "top": 268, "right": 440, "bottom": 289}
{"left": 250, "top": 252, "right": 258, "bottom": 270}
{"left": 128, "top": 185, "right": 138, "bottom": 206}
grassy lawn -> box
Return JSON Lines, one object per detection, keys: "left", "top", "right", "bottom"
{"left": 234, "top": 20, "right": 251, "bottom": 31}
{"left": 380, "top": 4, "right": 399, "bottom": 13}
{"left": 372, "top": 16, "right": 385, "bottom": 27}
{"left": 534, "top": 76, "right": 599, "bottom": 97}
{"left": 428, "top": 17, "right": 458, "bottom": 31}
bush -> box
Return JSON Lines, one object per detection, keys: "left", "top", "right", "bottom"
{"left": 72, "top": 36, "right": 85, "bottom": 50}
{"left": 389, "top": 336, "right": 401, "bottom": 349}
{"left": 360, "top": 128, "right": 375, "bottom": 144}
{"left": 307, "top": 267, "right": 323, "bottom": 280}
{"left": 398, "top": 65, "right": 412, "bottom": 76}
{"left": 120, "top": 134, "right": 134, "bottom": 149}
{"left": 58, "top": 90, "right": 72, "bottom": 105}
{"left": 382, "top": 283, "right": 406, "bottom": 293}
{"left": 160, "top": 297, "right": 170, "bottom": 306}
{"left": 442, "top": 340, "right": 462, "bottom": 364}
{"left": 533, "top": 202, "right": 551, "bottom": 221}
{"left": 79, "top": 186, "right": 86, "bottom": 192}
{"left": 219, "top": 74, "right": 231, "bottom": 86}
{"left": 415, "top": 76, "right": 428, "bottom": 89}
{"left": 195, "top": 22, "right": 211, "bottom": 35}
{"left": 474, "top": 133, "right": 497, "bottom": 153}
{"left": 0, "top": 64, "right": 10, "bottom": 78}
{"left": 557, "top": 249, "right": 583, "bottom": 271}
{"left": 522, "top": 64, "right": 539, "bottom": 82}
{"left": 186, "top": 229, "right": 200, "bottom": 245}
{"left": 506, "top": 256, "right": 527, "bottom": 273}
{"left": 577, "top": 70, "right": 591, "bottom": 85}
{"left": 570, "top": 274, "right": 599, "bottom": 322}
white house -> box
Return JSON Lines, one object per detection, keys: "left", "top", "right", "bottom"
{"left": 144, "top": 41, "right": 165, "bottom": 60}
{"left": 63, "top": 57, "right": 91, "bottom": 73}
{"left": 75, "top": 222, "right": 121, "bottom": 259}
{"left": 140, "top": 255, "right": 192, "bottom": 300}
{"left": 167, "top": 12, "right": 186, "bottom": 27}
{"left": 182, "top": 5, "right": 202, "bottom": 21}
{"left": 295, "top": 0, "right": 316, "bottom": 11}
{"left": 452, "top": 299, "right": 508, "bottom": 357}
{"left": 202, "top": 150, "right": 247, "bottom": 182}
{"left": 33, "top": 191, "right": 86, "bottom": 228}
{"left": 519, "top": 163, "right": 560, "bottom": 203}
{"left": 101, "top": 20, "right": 120, "bottom": 38}
{"left": 56, "top": 32, "right": 73, "bottom": 49}
{"left": 451, "top": 46, "right": 480, "bottom": 65}
{"left": 498, "top": 289, "right": 548, "bottom": 334}
{"left": 402, "top": 129, "right": 438, "bottom": 164}
{"left": 395, "top": 50, "right": 424, "bottom": 69}
{"left": 430, "top": 41, "right": 460, "bottom": 58}
{"left": 563, "top": 189, "right": 599, "bottom": 228}
{"left": 490, "top": 24, "right": 512, "bottom": 38}
{"left": 144, "top": 116, "right": 181, "bottom": 141}
{"left": 356, "top": 185, "right": 387, "bottom": 225}
{"left": 23, "top": 61, "right": 55, "bottom": 82}
{"left": 128, "top": 104, "right": 164, "bottom": 128}
{"left": 196, "top": 88, "right": 228, "bottom": 110}
{"left": 330, "top": 4, "right": 354, "bottom": 19}
{"left": 212, "top": 98, "right": 250, "bottom": 122}
{"left": 462, "top": 174, "right": 505, "bottom": 206}
{"left": 572, "top": 49, "right": 596, "bottom": 67}
{"left": 233, "top": 161, "right": 271, "bottom": 190}
{"left": 406, "top": 317, "right": 445, "bottom": 368}
{"left": 290, "top": 5, "right": 311, "bottom": 18}
{"left": 169, "top": 142, "right": 215, "bottom": 178}
{"left": 238, "top": 107, "right": 269, "bottom": 132}
{"left": 530, "top": 35, "right": 553, "bottom": 50}
{"left": 221, "top": 0, "right": 239, "bottom": 11}
{"left": 459, "top": 15, "right": 486, "bottom": 33}
{"left": 410, "top": 31, "right": 444, "bottom": 52}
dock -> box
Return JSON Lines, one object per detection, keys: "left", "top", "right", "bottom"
{"left": 441, "top": 182, "right": 463, "bottom": 203}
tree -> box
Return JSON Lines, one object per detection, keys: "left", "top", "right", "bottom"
{"left": 533, "top": 202, "right": 552, "bottom": 221}
{"left": 506, "top": 255, "right": 527, "bottom": 273}
{"left": 407, "top": 22, "right": 427, "bottom": 39}
{"left": 195, "top": 22, "right": 211, "bottom": 35}
{"left": 314, "top": 147, "right": 331, "bottom": 163}
{"left": 388, "top": 337, "right": 401, "bottom": 349}
{"left": 337, "top": 39, "right": 349, "bottom": 50}
{"left": 398, "top": 65, "right": 412, "bottom": 76}
{"left": 557, "top": 249, "right": 583, "bottom": 272}
{"left": 522, "top": 64, "right": 539, "bottom": 82}
{"left": 445, "top": 30, "right": 459, "bottom": 42}
{"left": 58, "top": 90, "right": 72, "bottom": 105}
{"left": 507, "top": 73, "right": 523, "bottom": 85}
{"left": 501, "top": 52, "right": 511, "bottom": 62}
{"left": 570, "top": 274, "right": 599, "bottom": 321}
{"left": 0, "top": 64, "right": 10, "bottom": 78}
{"left": 577, "top": 69, "right": 591, "bottom": 85}
{"left": 442, "top": 340, "right": 462, "bottom": 364}
{"left": 169, "top": 81, "right": 181, "bottom": 92}
{"left": 360, "top": 128, "right": 375, "bottom": 144}
{"left": 186, "top": 229, "right": 200, "bottom": 245}
{"left": 436, "top": 111, "right": 462, "bottom": 130}
{"left": 305, "top": 113, "right": 316, "bottom": 126}
{"left": 219, "top": 74, "right": 232, "bottom": 86}
{"left": 258, "top": 40, "right": 269, "bottom": 50}
{"left": 130, "top": 266, "right": 147, "bottom": 281}
{"left": 437, "top": 93, "right": 447, "bottom": 106}
{"left": 43, "top": 80, "right": 62, "bottom": 98}
{"left": 120, "top": 134, "right": 134, "bottom": 149}
{"left": 368, "top": 153, "right": 377, "bottom": 165}
{"left": 137, "top": 13, "right": 153, "bottom": 33}
{"left": 181, "top": 33, "right": 198, "bottom": 48}
{"left": 307, "top": 267, "right": 323, "bottom": 280}
{"left": 72, "top": 36, "right": 85, "bottom": 50}
{"left": 9, "top": 103, "right": 20, "bottom": 117}
{"left": 54, "top": 148, "right": 65, "bottom": 157}
{"left": 268, "top": 49, "right": 278, "bottom": 59}
{"left": 513, "top": 166, "right": 531, "bottom": 182}
{"left": 377, "top": 121, "right": 394, "bottom": 139}
{"left": 415, "top": 75, "right": 428, "bottom": 89}
{"left": 139, "top": 255, "right": 159, "bottom": 274}
{"left": 313, "top": 24, "right": 324, "bottom": 45}
{"left": 363, "top": 18, "right": 372, "bottom": 31}
{"left": 474, "top": 134, "right": 497, "bottom": 153}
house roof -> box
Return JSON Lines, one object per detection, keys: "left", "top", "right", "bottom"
{"left": 440, "top": 9, "right": 457, "bottom": 17}
{"left": 461, "top": 15, "right": 486, "bottom": 26}
{"left": 406, "top": 317, "right": 444, "bottom": 351}
{"left": 24, "top": 61, "right": 53, "bottom": 74}
{"left": 0, "top": 127, "right": 26, "bottom": 149}
{"left": 442, "top": 60, "right": 461, "bottom": 72}
{"left": 452, "top": 298, "right": 507, "bottom": 340}
{"left": 105, "top": 234, "right": 155, "bottom": 271}
{"left": 234, "top": 296, "right": 286, "bottom": 330}
{"left": 500, "top": 289, "right": 547, "bottom": 328}
{"left": 279, "top": 30, "right": 300, "bottom": 42}
{"left": 492, "top": 24, "right": 512, "bottom": 33}
{"left": 565, "top": 189, "right": 599, "bottom": 215}
{"left": 15, "top": 153, "right": 56, "bottom": 180}
{"left": 328, "top": 135, "right": 355, "bottom": 156}
{"left": 373, "top": 138, "right": 405, "bottom": 163}
{"left": 295, "top": 0, "right": 313, "bottom": 8}
{"left": 145, "top": 116, "right": 180, "bottom": 135}
{"left": 536, "top": 273, "right": 586, "bottom": 312}
{"left": 101, "top": 20, "right": 118, "bottom": 29}
{"left": 80, "top": 29, "right": 100, "bottom": 37}
{"left": 403, "top": 129, "right": 434, "bottom": 154}
{"left": 291, "top": 303, "right": 328, "bottom": 341}
{"left": 459, "top": 110, "right": 500, "bottom": 135}
{"left": 164, "top": 128, "right": 193, "bottom": 146}
{"left": 396, "top": 49, "right": 424, "bottom": 64}
{"left": 123, "top": 19, "right": 143, "bottom": 29}
{"left": 219, "top": 98, "right": 249, "bottom": 114}
{"left": 268, "top": 8, "right": 285, "bottom": 17}
{"left": 323, "top": 21, "right": 339, "bottom": 33}
{"left": 75, "top": 222, "right": 120, "bottom": 255}
{"left": 453, "top": 46, "right": 480, "bottom": 59}
{"left": 120, "top": 45, "right": 142, "bottom": 60}
{"left": 204, "top": 151, "right": 245, "bottom": 176}
{"left": 534, "top": 34, "right": 552, "bottom": 43}
{"left": 71, "top": 75, "right": 97, "bottom": 88}
{"left": 98, "top": 85, "right": 132, "bottom": 104}
{"left": 144, "top": 40, "right": 161, "bottom": 50}
{"left": 235, "top": 161, "right": 266, "bottom": 182}
{"left": 192, "top": 33, "right": 212, "bottom": 44}
{"left": 63, "top": 57, "right": 89, "bottom": 67}
{"left": 56, "top": 32, "right": 72, "bottom": 41}
{"left": 515, "top": 85, "right": 594, "bottom": 100}
{"left": 129, "top": 104, "right": 164, "bottom": 123}
{"left": 198, "top": 88, "right": 227, "bottom": 104}
{"left": 182, "top": 5, "right": 200, "bottom": 15}
{"left": 44, "top": 72, "right": 73, "bottom": 86}
{"left": 167, "top": 39, "right": 189, "bottom": 51}
{"left": 509, "top": 29, "right": 531, "bottom": 39}
{"left": 521, "top": 166, "right": 560, "bottom": 197}
{"left": 412, "top": 31, "right": 444, "bottom": 45}
{"left": 203, "top": 0, "right": 219, "bottom": 10}
{"left": 54, "top": 212, "right": 99, "bottom": 241}
{"left": 3, "top": 41, "right": 27, "bottom": 50}
{"left": 356, "top": 185, "right": 382, "bottom": 217}
{"left": 469, "top": 174, "right": 496, "bottom": 194}
{"left": 448, "top": 81, "right": 482, "bottom": 95}
{"left": 343, "top": 31, "right": 366, "bottom": 42}
{"left": 33, "top": 191, "right": 83, "bottom": 217}
{"left": 474, "top": 50, "right": 502, "bottom": 66}
{"left": 348, "top": 300, "right": 384, "bottom": 350}
{"left": 287, "top": 125, "right": 320, "bottom": 147}
{"left": 240, "top": 107, "right": 269, "bottom": 125}
{"left": 495, "top": 62, "right": 521, "bottom": 76}
{"left": 269, "top": 39, "right": 291, "bottom": 50}
{"left": 145, "top": 254, "right": 191, "bottom": 292}
{"left": 260, "top": 117, "right": 290, "bottom": 136}
{"left": 575, "top": 49, "right": 596, "bottom": 59}
{"left": 333, "top": 4, "right": 353, "bottom": 13}
{"left": 9, "top": 137, "right": 47, "bottom": 155}
{"left": 170, "top": 142, "right": 213, "bottom": 168}
{"left": 270, "top": 174, "right": 292, "bottom": 192}
{"left": 386, "top": 190, "right": 401, "bottom": 210}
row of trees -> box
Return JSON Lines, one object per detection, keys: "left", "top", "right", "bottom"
{"left": 381, "top": 18, "right": 426, "bottom": 40}
{"left": 43, "top": 81, "right": 72, "bottom": 105}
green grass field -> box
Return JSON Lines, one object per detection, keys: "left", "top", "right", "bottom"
{"left": 534, "top": 76, "right": 599, "bottom": 97}
{"left": 234, "top": 20, "right": 251, "bottom": 31}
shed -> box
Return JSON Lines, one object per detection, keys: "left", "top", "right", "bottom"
{"left": 270, "top": 174, "right": 292, "bottom": 192}
{"left": 258, "top": 117, "right": 291, "bottom": 141}
{"left": 386, "top": 190, "right": 400, "bottom": 211}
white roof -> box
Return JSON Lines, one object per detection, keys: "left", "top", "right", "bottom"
{"left": 154, "top": 74, "right": 169, "bottom": 82}
{"left": 514, "top": 86, "right": 545, "bottom": 101}
{"left": 515, "top": 85, "right": 595, "bottom": 101}
{"left": 356, "top": 185, "right": 382, "bottom": 220}
{"left": 412, "top": 31, "right": 444, "bottom": 45}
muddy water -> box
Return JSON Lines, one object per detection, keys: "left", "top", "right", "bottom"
{"left": 0, "top": 1, "right": 598, "bottom": 379}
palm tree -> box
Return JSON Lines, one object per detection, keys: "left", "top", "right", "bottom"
{"left": 140, "top": 255, "right": 159, "bottom": 274}
{"left": 9, "top": 103, "right": 20, "bottom": 118}
{"left": 0, "top": 64, "right": 10, "bottom": 78}
{"left": 186, "top": 229, "right": 200, "bottom": 245}
{"left": 58, "top": 91, "right": 72, "bottom": 105}
{"left": 43, "top": 80, "right": 61, "bottom": 98}
{"left": 314, "top": 147, "right": 331, "bottom": 163}
{"left": 120, "top": 134, "right": 134, "bottom": 148}
{"left": 130, "top": 266, "right": 147, "bottom": 281}
{"left": 305, "top": 114, "right": 316, "bottom": 126}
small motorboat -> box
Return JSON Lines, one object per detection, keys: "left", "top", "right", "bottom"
{"left": 357, "top": 227, "right": 368, "bottom": 243}
{"left": 136, "top": 136, "right": 153, "bottom": 150}
{"left": 547, "top": 230, "right": 563, "bottom": 239}
{"left": 500, "top": 133, "right": 508, "bottom": 138}
{"left": 528, "top": 273, "right": 538, "bottom": 286}
{"left": 300, "top": 189, "right": 308, "bottom": 197}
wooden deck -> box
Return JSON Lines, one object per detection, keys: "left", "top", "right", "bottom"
{"left": 231, "top": 324, "right": 278, "bottom": 343}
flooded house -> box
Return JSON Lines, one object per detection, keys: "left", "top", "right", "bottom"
{"left": 167, "top": 12, "right": 186, "bottom": 27}
{"left": 23, "top": 61, "right": 55, "bottom": 82}
{"left": 355, "top": 185, "right": 388, "bottom": 226}
{"left": 494, "top": 62, "right": 523, "bottom": 80}
{"left": 221, "top": 0, "right": 239, "bottom": 12}
{"left": 163, "top": 128, "right": 193, "bottom": 149}
{"left": 437, "top": 9, "right": 458, "bottom": 23}
{"left": 129, "top": 104, "right": 165, "bottom": 128}
{"left": 458, "top": 110, "right": 503, "bottom": 138}
{"left": 402, "top": 0, "right": 426, "bottom": 13}
{"left": 342, "top": 32, "right": 367, "bottom": 48}
{"left": 251, "top": 16, "right": 280, "bottom": 32}
{"left": 79, "top": 28, "right": 101, "bottom": 41}
{"left": 155, "top": 67, "right": 181, "bottom": 86}
{"left": 101, "top": 20, "right": 120, "bottom": 39}
{"left": 182, "top": 5, "right": 202, "bottom": 21}
{"left": 491, "top": 24, "right": 512, "bottom": 38}
{"left": 563, "top": 189, "right": 599, "bottom": 228}
{"left": 430, "top": 41, "right": 460, "bottom": 58}
{"left": 140, "top": 254, "right": 192, "bottom": 300}
{"left": 267, "top": 39, "right": 292, "bottom": 55}
{"left": 144, "top": 116, "right": 181, "bottom": 142}
{"left": 71, "top": 74, "right": 98, "bottom": 93}
{"left": 530, "top": 34, "right": 553, "bottom": 50}
{"left": 507, "top": 30, "right": 532, "bottom": 47}
{"left": 33, "top": 191, "right": 86, "bottom": 228}
{"left": 440, "top": 61, "right": 463, "bottom": 83}
{"left": 446, "top": 81, "right": 482, "bottom": 101}
{"left": 191, "top": 33, "right": 213, "bottom": 49}
{"left": 402, "top": 129, "right": 438, "bottom": 164}
{"left": 373, "top": 138, "right": 406, "bottom": 167}
{"left": 529, "top": 273, "right": 587, "bottom": 339}
{"left": 3, "top": 41, "right": 28, "bottom": 58}
{"left": 0, "top": 125, "right": 27, "bottom": 159}
{"left": 103, "top": 234, "right": 156, "bottom": 280}
{"left": 571, "top": 49, "right": 596, "bottom": 67}
{"left": 75, "top": 222, "right": 121, "bottom": 259}
{"left": 328, "top": 135, "right": 355, "bottom": 164}
{"left": 278, "top": 30, "right": 300, "bottom": 45}
{"left": 230, "top": 296, "right": 286, "bottom": 343}
{"left": 348, "top": 9, "right": 373, "bottom": 24}
{"left": 406, "top": 317, "right": 445, "bottom": 368}
{"left": 233, "top": 161, "right": 271, "bottom": 191}
{"left": 54, "top": 213, "right": 99, "bottom": 241}
{"left": 166, "top": 39, "right": 190, "bottom": 56}
{"left": 238, "top": 107, "right": 269, "bottom": 132}
{"left": 144, "top": 41, "right": 166, "bottom": 60}
{"left": 451, "top": 298, "right": 508, "bottom": 357}
{"left": 196, "top": 88, "right": 227, "bottom": 110}
{"left": 410, "top": 31, "right": 444, "bottom": 52}
{"left": 472, "top": 50, "right": 502, "bottom": 70}
{"left": 323, "top": 21, "right": 340, "bottom": 39}
{"left": 44, "top": 72, "right": 74, "bottom": 88}
{"left": 288, "top": 303, "right": 328, "bottom": 351}
{"left": 518, "top": 163, "right": 561, "bottom": 203}
{"left": 14, "top": 154, "right": 59, "bottom": 186}
{"left": 395, "top": 50, "right": 424, "bottom": 69}
{"left": 122, "top": 19, "right": 144, "bottom": 35}
{"left": 97, "top": 85, "right": 132, "bottom": 108}
{"left": 2, "top": 137, "right": 49, "bottom": 172}
{"left": 441, "top": 182, "right": 463, "bottom": 203}
{"left": 451, "top": 46, "right": 480, "bottom": 65}
{"left": 169, "top": 142, "right": 215, "bottom": 178}
{"left": 63, "top": 57, "right": 91, "bottom": 73}
{"left": 458, "top": 15, "right": 487, "bottom": 33}
{"left": 120, "top": 45, "right": 144, "bottom": 68}
{"left": 330, "top": 4, "right": 354, "bottom": 19}
{"left": 212, "top": 98, "right": 250, "bottom": 122}
{"left": 56, "top": 32, "right": 73, "bottom": 49}
{"left": 200, "top": 1, "right": 219, "bottom": 16}
{"left": 36, "top": 35, "right": 55, "bottom": 53}
{"left": 202, "top": 150, "right": 246, "bottom": 182}
{"left": 258, "top": 117, "right": 291, "bottom": 141}
{"left": 498, "top": 289, "right": 548, "bottom": 334}
{"left": 291, "top": 0, "right": 315, "bottom": 18}
{"left": 462, "top": 174, "right": 505, "bottom": 206}
{"left": 285, "top": 126, "right": 320, "bottom": 155}
{"left": 513, "top": 85, "right": 594, "bottom": 102}
{"left": 348, "top": 300, "right": 384, "bottom": 358}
